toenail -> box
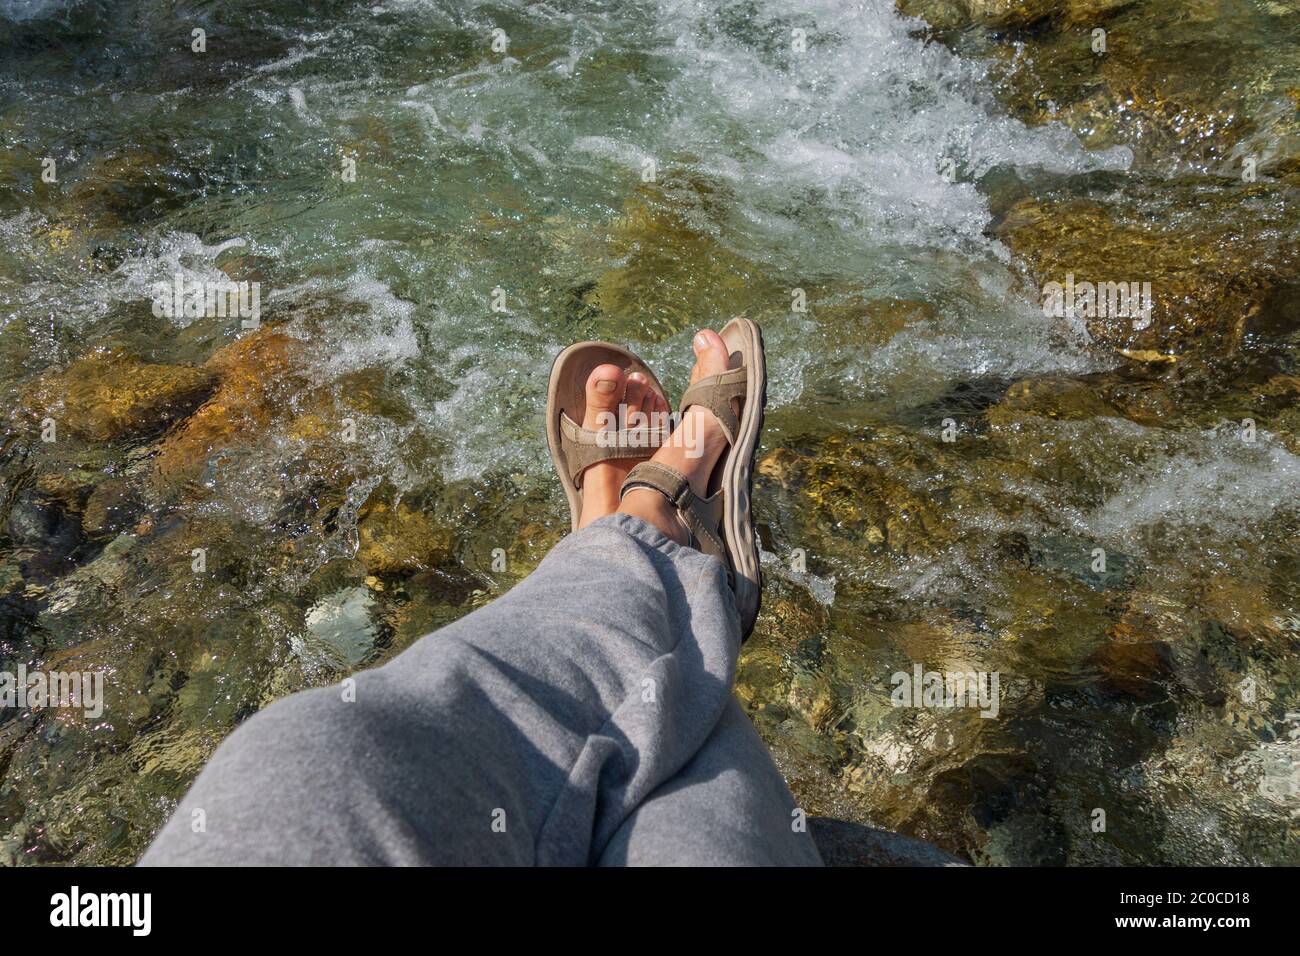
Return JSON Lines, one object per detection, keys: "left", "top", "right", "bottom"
{"left": 693, "top": 332, "right": 708, "bottom": 351}
{"left": 595, "top": 378, "right": 618, "bottom": 394}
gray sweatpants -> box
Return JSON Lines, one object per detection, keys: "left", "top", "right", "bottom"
{"left": 142, "top": 513, "right": 823, "bottom": 866}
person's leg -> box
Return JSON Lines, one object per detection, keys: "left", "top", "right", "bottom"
{"left": 141, "top": 511, "right": 738, "bottom": 865}
{"left": 598, "top": 698, "right": 823, "bottom": 866}
{"left": 142, "top": 328, "right": 799, "bottom": 866}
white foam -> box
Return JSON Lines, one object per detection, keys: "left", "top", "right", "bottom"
{"left": 644, "top": 0, "right": 1130, "bottom": 255}
{"left": 1088, "top": 427, "right": 1300, "bottom": 548}
{"left": 331, "top": 268, "right": 420, "bottom": 371}
{"left": 0, "top": 0, "right": 68, "bottom": 22}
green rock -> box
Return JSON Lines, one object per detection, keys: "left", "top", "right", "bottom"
{"left": 584, "top": 178, "right": 781, "bottom": 341}
{"left": 995, "top": 194, "right": 1300, "bottom": 356}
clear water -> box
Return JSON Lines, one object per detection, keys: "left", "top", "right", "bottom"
{"left": 1, "top": 0, "right": 1297, "bottom": 864}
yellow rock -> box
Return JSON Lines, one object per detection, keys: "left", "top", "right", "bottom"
{"left": 1061, "top": 0, "right": 1136, "bottom": 25}
{"left": 155, "top": 328, "right": 304, "bottom": 483}
{"left": 757, "top": 447, "right": 802, "bottom": 486}
{"left": 1196, "top": 575, "right": 1287, "bottom": 645}
{"left": 802, "top": 434, "right": 957, "bottom": 556}
{"left": 22, "top": 349, "right": 216, "bottom": 442}
{"left": 356, "top": 490, "right": 456, "bottom": 576}
{"left": 1118, "top": 349, "right": 1177, "bottom": 363}
{"left": 989, "top": 376, "right": 1121, "bottom": 423}
{"left": 788, "top": 674, "right": 836, "bottom": 732}
{"left": 996, "top": 196, "right": 1293, "bottom": 355}
{"left": 42, "top": 224, "right": 74, "bottom": 251}
{"left": 62, "top": 145, "right": 177, "bottom": 230}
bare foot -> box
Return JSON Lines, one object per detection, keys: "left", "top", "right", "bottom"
{"left": 618, "top": 329, "right": 734, "bottom": 544}
{"left": 577, "top": 363, "right": 671, "bottom": 528}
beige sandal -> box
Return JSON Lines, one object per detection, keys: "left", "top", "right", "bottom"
{"left": 546, "top": 341, "right": 672, "bottom": 531}
{"left": 619, "top": 318, "right": 766, "bottom": 639}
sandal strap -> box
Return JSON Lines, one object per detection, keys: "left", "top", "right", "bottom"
{"left": 678, "top": 367, "right": 747, "bottom": 446}
{"left": 620, "top": 461, "right": 727, "bottom": 564}
{"left": 560, "top": 412, "right": 668, "bottom": 486}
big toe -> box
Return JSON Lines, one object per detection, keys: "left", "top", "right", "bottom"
{"left": 690, "top": 328, "right": 731, "bottom": 382}
{"left": 583, "top": 363, "right": 625, "bottom": 430}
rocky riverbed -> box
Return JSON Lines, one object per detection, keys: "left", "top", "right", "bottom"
{"left": 0, "top": 0, "right": 1297, "bottom": 864}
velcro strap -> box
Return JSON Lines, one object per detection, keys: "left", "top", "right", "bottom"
{"left": 560, "top": 411, "right": 668, "bottom": 449}
{"left": 620, "top": 461, "right": 694, "bottom": 509}
{"left": 678, "top": 367, "right": 746, "bottom": 446}
{"left": 560, "top": 411, "right": 668, "bottom": 486}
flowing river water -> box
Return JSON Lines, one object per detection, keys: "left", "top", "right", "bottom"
{"left": 0, "top": 0, "right": 1297, "bottom": 864}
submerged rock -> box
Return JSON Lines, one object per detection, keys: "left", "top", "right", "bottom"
{"left": 948, "top": 0, "right": 1273, "bottom": 171}
{"left": 5, "top": 481, "right": 87, "bottom": 581}
{"left": 584, "top": 178, "right": 780, "bottom": 341}
{"left": 31, "top": 469, "right": 100, "bottom": 519}
{"left": 966, "top": 0, "right": 1057, "bottom": 29}
{"left": 759, "top": 431, "right": 959, "bottom": 558}
{"left": 1060, "top": 0, "right": 1136, "bottom": 23}
{"left": 216, "top": 252, "right": 272, "bottom": 285}
{"left": 39, "top": 533, "right": 138, "bottom": 625}
{"left": 21, "top": 350, "right": 217, "bottom": 442}
{"left": 1087, "top": 639, "right": 1176, "bottom": 700}
{"left": 59, "top": 145, "right": 194, "bottom": 230}
{"left": 809, "top": 816, "right": 969, "bottom": 866}
{"left": 900, "top": 0, "right": 1133, "bottom": 34}
{"left": 988, "top": 375, "right": 1123, "bottom": 423}
{"left": 897, "top": 0, "right": 976, "bottom": 31}
{"left": 908, "top": 0, "right": 1300, "bottom": 365}
{"left": 356, "top": 483, "right": 457, "bottom": 576}
{"left": 304, "top": 587, "right": 379, "bottom": 668}
{"left": 995, "top": 194, "right": 1300, "bottom": 355}
{"left": 154, "top": 328, "right": 305, "bottom": 483}
{"left": 0, "top": 558, "right": 22, "bottom": 600}
{"left": 1055, "top": 85, "right": 1250, "bottom": 168}
{"left": 81, "top": 479, "right": 142, "bottom": 540}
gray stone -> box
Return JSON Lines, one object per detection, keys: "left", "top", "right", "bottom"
{"left": 808, "top": 817, "right": 969, "bottom": 867}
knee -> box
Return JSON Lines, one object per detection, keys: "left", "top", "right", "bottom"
{"left": 217, "top": 681, "right": 382, "bottom": 780}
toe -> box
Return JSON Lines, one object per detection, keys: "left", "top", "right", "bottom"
{"left": 583, "top": 363, "right": 625, "bottom": 430}
{"left": 649, "top": 386, "right": 669, "bottom": 420}
{"left": 624, "top": 371, "right": 649, "bottom": 416}
{"left": 645, "top": 379, "right": 671, "bottom": 436}
{"left": 690, "top": 328, "right": 731, "bottom": 382}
